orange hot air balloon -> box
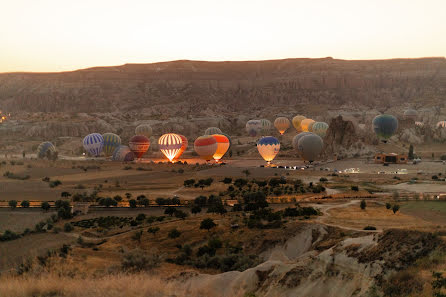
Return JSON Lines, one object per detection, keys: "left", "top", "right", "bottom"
{"left": 194, "top": 135, "right": 218, "bottom": 161}
{"left": 274, "top": 117, "right": 290, "bottom": 135}
{"left": 174, "top": 135, "right": 188, "bottom": 160}
{"left": 301, "top": 119, "right": 315, "bottom": 132}
{"left": 129, "top": 135, "right": 150, "bottom": 158}
{"left": 212, "top": 134, "right": 230, "bottom": 162}
{"left": 159, "top": 133, "right": 183, "bottom": 162}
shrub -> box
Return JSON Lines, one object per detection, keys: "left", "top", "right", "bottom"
{"left": 386, "top": 202, "right": 391, "bottom": 209}
{"left": 363, "top": 226, "right": 376, "bottom": 230}
{"left": 121, "top": 249, "right": 161, "bottom": 272}
{"left": 351, "top": 185, "right": 359, "bottom": 191}
{"left": 432, "top": 175, "right": 439, "bottom": 180}
{"left": 64, "top": 223, "right": 73, "bottom": 232}
{"left": 360, "top": 199, "right": 366, "bottom": 210}
{"left": 168, "top": 228, "right": 181, "bottom": 239}
{"left": 20, "top": 200, "right": 30, "bottom": 208}
{"left": 49, "top": 180, "right": 62, "bottom": 188}
{"left": 200, "top": 218, "right": 217, "bottom": 232}
{"left": 319, "top": 177, "right": 328, "bottom": 182}
{"left": 174, "top": 209, "right": 188, "bottom": 220}
{"left": 164, "top": 206, "right": 176, "bottom": 216}
{"left": 8, "top": 200, "right": 17, "bottom": 209}
{"left": 191, "top": 205, "right": 202, "bottom": 214}
{"left": 0, "top": 230, "right": 20, "bottom": 241}
{"left": 222, "top": 177, "right": 232, "bottom": 184}
{"left": 183, "top": 179, "right": 196, "bottom": 187}
{"left": 129, "top": 199, "right": 137, "bottom": 208}
{"left": 56, "top": 200, "right": 72, "bottom": 219}
{"left": 41, "top": 201, "right": 51, "bottom": 211}
{"left": 392, "top": 204, "right": 400, "bottom": 214}
{"left": 147, "top": 226, "right": 160, "bottom": 235}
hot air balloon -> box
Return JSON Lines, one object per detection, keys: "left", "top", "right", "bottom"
{"left": 246, "top": 120, "right": 262, "bottom": 137}
{"left": 173, "top": 134, "right": 188, "bottom": 160}
{"left": 111, "top": 145, "right": 135, "bottom": 162}
{"left": 129, "top": 135, "right": 150, "bottom": 158}
{"left": 415, "top": 121, "right": 424, "bottom": 127}
{"left": 403, "top": 109, "right": 417, "bottom": 121}
{"left": 102, "top": 133, "right": 122, "bottom": 157}
{"left": 37, "top": 142, "right": 56, "bottom": 159}
{"left": 274, "top": 117, "right": 290, "bottom": 135}
{"left": 135, "top": 124, "right": 153, "bottom": 138}
{"left": 292, "top": 115, "right": 306, "bottom": 132}
{"left": 259, "top": 119, "right": 272, "bottom": 135}
{"left": 159, "top": 133, "right": 182, "bottom": 162}
{"left": 373, "top": 115, "right": 398, "bottom": 141}
{"left": 221, "top": 132, "right": 232, "bottom": 149}
{"left": 212, "top": 134, "right": 230, "bottom": 162}
{"left": 204, "top": 127, "right": 222, "bottom": 136}
{"left": 83, "top": 133, "right": 104, "bottom": 157}
{"left": 312, "top": 122, "right": 329, "bottom": 138}
{"left": 301, "top": 119, "right": 315, "bottom": 132}
{"left": 257, "top": 136, "right": 280, "bottom": 164}
{"left": 297, "top": 133, "right": 323, "bottom": 162}
{"left": 194, "top": 135, "right": 218, "bottom": 161}
{"left": 292, "top": 132, "right": 312, "bottom": 150}
{"left": 437, "top": 121, "right": 446, "bottom": 128}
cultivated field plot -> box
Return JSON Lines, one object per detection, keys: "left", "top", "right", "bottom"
{"left": 0, "top": 209, "right": 56, "bottom": 233}
{"left": 401, "top": 201, "right": 446, "bottom": 225}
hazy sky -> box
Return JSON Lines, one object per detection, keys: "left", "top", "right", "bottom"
{"left": 1, "top": 0, "right": 445, "bottom": 72}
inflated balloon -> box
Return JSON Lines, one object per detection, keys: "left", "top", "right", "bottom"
{"left": 373, "top": 115, "right": 398, "bottom": 140}
{"left": 274, "top": 117, "right": 290, "bottom": 135}
{"left": 204, "top": 127, "right": 222, "bottom": 136}
{"left": 415, "top": 121, "right": 424, "bottom": 127}
{"left": 212, "top": 134, "right": 230, "bottom": 162}
{"left": 173, "top": 134, "right": 188, "bottom": 160}
{"left": 297, "top": 133, "right": 323, "bottom": 162}
{"left": 246, "top": 120, "right": 262, "bottom": 137}
{"left": 112, "top": 145, "right": 135, "bottom": 162}
{"left": 292, "top": 115, "right": 306, "bottom": 132}
{"left": 292, "top": 132, "right": 312, "bottom": 150}
{"left": 301, "top": 119, "right": 315, "bottom": 132}
{"left": 37, "top": 142, "right": 56, "bottom": 159}
{"left": 159, "top": 133, "right": 182, "bottom": 162}
{"left": 135, "top": 124, "right": 153, "bottom": 138}
{"left": 437, "top": 121, "right": 446, "bottom": 128}
{"left": 257, "top": 136, "right": 280, "bottom": 163}
{"left": 312, "top": 122, "right": 329, "bottom": 138}
{"left": 102, "top": 133, "right": 122, "bottom": 157}
{"left": 83, "top": 133, "right": 104, "bottom": 157}
{"left": 403, "top": 109, "right": 417, "bottom": 121}
{"left": 129, "top": 135, "right": 150, "bottom": 158}
{"left": 194, "top": 135, "right": 218, "bottom": 161}
{"left": 259, "top": 119, "right": 272, "bottom": 135}
{"left": 221, "top": 132, "right": 232, "bottom": 149}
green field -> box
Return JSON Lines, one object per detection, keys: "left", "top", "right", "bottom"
{"left": 401, "top": 201, "right": 446, "bottom": 224}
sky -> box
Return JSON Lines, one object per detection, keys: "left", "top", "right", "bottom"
{"left": 1, "top": 0, "right": 445, "bottom": 73}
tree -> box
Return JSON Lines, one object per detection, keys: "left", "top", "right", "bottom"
{"left": 191, "top": 205, "right": 202, "bottom": 215}
{"left": 147, "top": 226, "right": 160, "bottom": 236}
{"left": 222, "top": 177, "right": 232, "bottom": 184}
{"left": 200, "top": 218, "right": 217, "bottom": 232}
{"left": 183, "top": 179, "right": 195, "bottom": 187}
{"left": 64, "top": 223, "right": 73, "bottom": 232}
{"left": 194, "top": 195, "right": 207, "bottom": 207}
{"left": 234, "top": 178, "right": 248, "bottom": 189}
{"left": 385, "top": 202, "right": 391, "bottom": 209}
{"left": 61, "top": 191, "right": 71, "bottom": 198}
{"left": 168, "top": 228, "right": 181, "bottom": 239}
{"left": 125, "top": 193, "right": 132, "bottom": 199}
{"left": 139, "top": 198, "right": 150, "bottom": 207}
{"left": 20, "top": 200, "right": 30, "bottom": 208}
{"left": 174, "top": 209, "right": 188, "bottom": 220}
{"left": 129, "top": 199, "right": 137, "bottom": 208}
{"left": 56, "top": 200, "right": 72, "bottom": 219}
{"left": 351, "top": 185, "right": 359, "bottom": 191}
{"left": 360, "top": 200, "right": 366, "bottom": 210}
{"left": 171, "top": 196, "right": 181, "bottom": 205}
{"left": 41, "top": 201, "right": 51, "bottom": 211}
{"left": 392, "top": 204, "right": 400, "bottom": 214}
{"left": 8, "top": 200, "right": 17, "bottom": 210}
{"left": 113, "top": 195, "right": 123, "bottom": 202}
{"left": 164, "top": 206, "right": 176, "bottom": 216}
{"left": 408, "top": 144, "right": 414, "bottom": 160}
{"left": 155, "top": 197, "right": 166, "bottom": 206}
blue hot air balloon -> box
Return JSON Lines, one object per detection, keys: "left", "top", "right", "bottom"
{"left": 257, "top": 136, "right": 280, "bottom": 164}
{"left": 112, "top": 145, "right": 135, "bottom": 162}
{"left": 83, "top": 133, "right": 104, "bottom": 157}
{"left": 102, "top": 133, "right": 122, "bottom": 157}
{"left": 372, "top": 115, "right": 398, "bottom": 141}
{"left": 37, "top": 141, "right": 56, "bottom": 159}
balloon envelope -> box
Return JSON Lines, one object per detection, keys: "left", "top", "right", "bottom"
{"left": 274, "top": 117, "right": 290, "bottom": 135}
{"left": 292, "top": 115, "right": 306, "bottom": 132}
{"left": 102, "top": 133, "right": 121, "bottom": 157}
{"left": 246, "top": 120, "right": 262, "bottom": 137}
{"left": 173, "top": 134, "right": 188, "bottom": 160}
{"left": 112, "top": 145, "right": 135, "bottom": 162}
{"left": 83, "top": 133, "right": 104, "bottom": 157}
{"left": 292, "top": 132, "right": 312, "bottom": 150}
{"left": 312, "top": 122, "right": 329, "bottom": 138}
{"left": 135, "top": 124, "right": 153, "bottom": 138}
{"left": 437, "top": 121, "right": 446, "bottom": 128}
{"left": 301, "top": 119, "right": 315, "bottom": 132}
{"left": 373, "top": 115, "right": 398, "bottom": 140}
{"left": 257, "top": 136, "right": 280, "bottom": 163}
{"left": 297, "top": 133, "right": 323, "bottom": 162}
{"left": 259, "top": 119, "right": 272, "bottom": 135}
{"left": 212, "top": 134, "right": 230, "bottom": 162}
{"left": 194, "top": 135, "right": 218, "bottom": 161}
{"left": 159, "top": 133, "right": 182, "bottom": 162}
{"left": 403, "top": 109, "right": 417, "bottom": 120}
{"left": 37, "top": 142, "right": 56, "bottom": 159}
{"left": 204, "top": 127, "right": 222, "bottom": 136}
{"left": 129, "top": 135, "right": 150, "bottom": 158}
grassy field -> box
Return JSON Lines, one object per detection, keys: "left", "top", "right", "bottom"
{"left": 401, "top": 201, "right": 446, "bottom": 224}
{"left": 0, "top": 209, "right": 57, "bottom": 233}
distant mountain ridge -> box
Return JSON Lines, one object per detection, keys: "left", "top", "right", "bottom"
{"left": 0, "top": 57, "right": 445, "bottom": 113}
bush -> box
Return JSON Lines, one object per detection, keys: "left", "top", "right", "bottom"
{"left": 8, "top": 200, "right": 17, "bottom": 209}
{"left": 49, "top": 180, "right": 62, "bottom": 188}
{"left": 168, "top": 228, "right": 181, "bottom": 239}
{"left": 319, "top": 177, "right": 328, "bottom": 182}
{"left": 363, "top": 226, "right": 376, "bottom": 230}
{"left": 222, "top": 177, "right": 232, "bottom": 184}
{"left": 191, "top": 205, "right": 202, "bottom": 214}
{"left": 129, "top": 199, "right": 137, "bottom": 208}
{"left": 20, "top": 200, "right": 30, "bottom": 208}
{"left": 200, "top": 218, "right": 217, "bottom": 231}
{"left": 360, "top": 200, "right": 366, "bottom": 210}
{"left": 351, "top": 185, "right": 359, "bottom": 191}
{"left": 0, "top": 230, "right": 21, "bottom": 241}
{"left": 41, "top": 201, "right": 51, "bottom": 211}
{"left": 392, "top": 204, "right": 400, "bottom": 214}
{"left": 121, "top": 249, "right": 162, "bottom": 272}
{"left": 64, "top": 223, "right": 73, "bottom": 232}
{"left": 386, "top": 202, "right": 392, "bottom": 209}
{"left": 174, "top": 209, "right": 188, "bottom": 220}
{"left": 147, "top": 226, "right": 160, "bottom": 235}
{"left": 432, "top": 175, "right": 439, "bottom": 180}
{"left": 164, "top": 206, "right": 176, "bottom": 216}
{"left": 56, "top": 200, "right": 72, "bottom": 219}
{"left": 183, "top": 179, "right": 195, "bottom": 187}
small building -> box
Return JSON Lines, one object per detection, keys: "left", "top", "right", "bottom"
{"left": 374, "top": 153, "right": 408, "bottom": 164}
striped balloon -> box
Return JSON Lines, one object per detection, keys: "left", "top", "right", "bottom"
{"left": 212, "top": 134, "right": 230, "bottom": 162}
{"left": 112, "top": 145, "right": 135, "bottom": 162}
{"left": 135, "top": 124, "right": 153, "bottom": 138}
{"left": 173, "top": 135, "right": 188, "bottom": 160}
{"left": 312, "top": 122, "right": 329, "bottom": 138}
{"left": 292, "top": 115, "right": 306, "bottom": 132}
{"left": 274, "top": 117, "right": 290, "bottom": 135}
{"left": 301, "top": 119, "right": 315, "bottom": 132}
{"left": 129, "top": 135, "right": 150, "bottom": 158}
{"left": 83, "top": 133, "right": 104, "bottom": 157}
{"left": 102, "top": 133, "right": 122, "bottom": 157}
{"left": 159, "top": 133, "right": 183, "bottom": 162}
{"left": 437, "top": 121, "right": 446, "bottom": 128}
{"left": 246, "top": 120, "right": 262, "bottom": 137}
{"left": 204, "top": 127, "right": 222, "bottom": 136}
{"left": 194, "top": 135, "right": 218, "bottom": 161}
{"left": 257, "top": 136, "right": 280, "bottom": 163}
{"left": 260, "top": 119, "right": 272, "bottom": 135}
{"left": 37, "top": 142, "right": 56, "bottom": 159}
